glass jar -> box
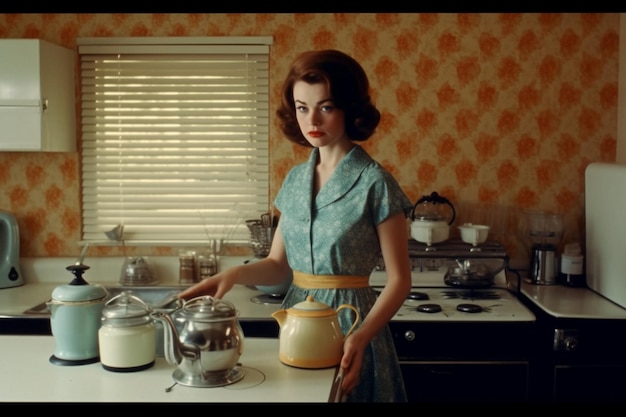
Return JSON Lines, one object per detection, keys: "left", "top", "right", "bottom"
{"left": 178, "top": 250, "right": 197, "bottom": 284}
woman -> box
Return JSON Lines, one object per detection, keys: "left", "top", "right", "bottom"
{"left": 178, "top": 49, "right": 413, "bottom": 402}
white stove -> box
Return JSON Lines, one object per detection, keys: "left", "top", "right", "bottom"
{"left": 370, "top": 241, "right": 536, "bottom": 323}
{"left": 379, "top": 240, "right": 536, "bottom": 403}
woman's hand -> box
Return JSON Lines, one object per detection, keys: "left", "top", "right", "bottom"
{"left": 177, "top": 267, "right": 238, "bottom": 300}
{"left": 337, "top": 331, "right": 366, "bottom": 396}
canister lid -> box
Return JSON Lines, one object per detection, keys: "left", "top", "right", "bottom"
{"left": 102, "top": 291, "right": 152, "bottom": 327}
{"left": 51, "top": 263, "right": 108, "bottom": 302}
{"left": 51, "top": 283, "right": 108, "bottom": 303}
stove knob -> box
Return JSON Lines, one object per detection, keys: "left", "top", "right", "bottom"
{"left": 404, "top": 330, "right": 416, "bottom": 342}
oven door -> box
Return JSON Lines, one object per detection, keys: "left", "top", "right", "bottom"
{"left": 390, "top": 321, "right": 534, "bottom": 403}
{"left": 400, "top": 361, "right": 529, "bottom": 403}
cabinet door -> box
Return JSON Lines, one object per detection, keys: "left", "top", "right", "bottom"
{"left": 401, "top": 363, "right": 529, "bottom": 403}
{"left": 0, "top": 41, "right": 41, "bottom": 101}
{"left": 554, "top": 364, "right": 626, "bottom": 403}
{"left": 0, "top": 105, "right": 43, "bottom": 151}
{"left": 0, "top": 39, "right": 75, "bottom": 152}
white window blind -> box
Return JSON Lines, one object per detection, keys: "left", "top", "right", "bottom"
{"left": 77, "top": 37, "right": 272, "bottom": 245}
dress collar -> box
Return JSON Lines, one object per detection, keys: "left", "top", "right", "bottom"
{"left": 305, "top": 145, "right": 373, "bottom": 210}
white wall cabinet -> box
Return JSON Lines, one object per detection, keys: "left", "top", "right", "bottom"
{"left": 0, "top": 39, "right": 76, "bottom": 152}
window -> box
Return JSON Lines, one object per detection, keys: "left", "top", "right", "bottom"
{"left": 77, "top": 37, "right": 272, "bottom": 246}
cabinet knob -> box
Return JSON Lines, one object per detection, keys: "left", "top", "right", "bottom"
{"left": 553, "top": 329, "right": 578, "bottom": 352}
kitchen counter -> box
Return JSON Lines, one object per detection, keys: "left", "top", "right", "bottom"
{"left": 0, "top": 335, "right": 335, "bottom": 402}
{"left": 0, "top": 256, "right": 281, "bottom": 322}
{"left": 0, "top": 256, "right": 283, "bottom": 338}
{"left": 7, "top": 256, "right": 626, "bottom": 322}
{"left": 520, "top": 279, "right": 626, "bottom": 319}
{"left": 0, "top": 257, "right": 335, "bottom": 403}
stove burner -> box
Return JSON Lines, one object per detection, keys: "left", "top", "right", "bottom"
{"left": 407, "top": 291, "right": 429, "bottom": 301}
{"left": 456, "top": 303, "right": 483, "bottom": 313}
{"left": 442, "top": 290, "right": 500, "bottom": 300}
{"left": 416, "top": 303, "right": 442, "bottom": 313}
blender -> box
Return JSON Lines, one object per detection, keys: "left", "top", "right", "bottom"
{"left": 519, "top": 210, "right": 564, "bottom": 285}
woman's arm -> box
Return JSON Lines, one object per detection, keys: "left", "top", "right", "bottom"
{"left": 354, "top": 211, "right": 411, "bottom": 341}
{"left": 339, "top": 211, "right": 412, "bottom": 393}
{"left": 177, "top": 223, "right": 291, "bottom": 300}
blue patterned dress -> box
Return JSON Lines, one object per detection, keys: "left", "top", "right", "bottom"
{"left": 274, "top": 145, "right": 413, "bottom": 402}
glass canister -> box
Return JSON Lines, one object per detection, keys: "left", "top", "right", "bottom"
{"left": 99, "top": 291, "right": 156, "bottom": 372}
{"left": 197, "top": 252, "right": 218, "bottom": 280}
{"left": 178, "top": 250, "right": 197, "bottom": 284}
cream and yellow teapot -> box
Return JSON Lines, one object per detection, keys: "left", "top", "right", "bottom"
{"left": 271, "top": 295, "right": 359, "bottom": 369}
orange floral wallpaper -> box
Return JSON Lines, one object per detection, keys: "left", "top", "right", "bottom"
{"left": 0, "top": 13, "right": 619, "bottom": 266}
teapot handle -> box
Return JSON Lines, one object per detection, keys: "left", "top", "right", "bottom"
{"left": 411, "top": 191, "right": 456, "bottom": 224}
{"left": 336, "top": 304, "right": 360, "bottom": 338}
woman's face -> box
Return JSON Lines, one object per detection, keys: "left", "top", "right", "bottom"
{"left": 293, "top": 81, "right": 348, "bottom": 148}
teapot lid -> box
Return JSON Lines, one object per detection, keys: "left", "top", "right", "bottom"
{"left": 287, "top": 295, "right": 336, "bottom": 318}
{"left": 413, "top": 214, "right": 445, "bottom": 222}
{"left": 51, "top": 263, "right": 108, "bottom": 303}
{"left": 102, "top": 291, "right": 152, "bottom": 327}
{"left": 178, "top": 296, "right": 238, "bottom": 322}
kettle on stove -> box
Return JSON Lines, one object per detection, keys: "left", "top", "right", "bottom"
{"left": 410, "top": 192, "right": 456, "bottom": 249}
{"left": 0, "top": 210, "right": 24, "bottom": 289}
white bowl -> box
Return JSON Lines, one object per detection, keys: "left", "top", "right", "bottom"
{"left": 458, "top": 224, "right": 490, "bottom": 246}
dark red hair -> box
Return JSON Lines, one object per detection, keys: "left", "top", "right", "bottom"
{"left": 276, "top": 49, "right": 381, "bottom": 147}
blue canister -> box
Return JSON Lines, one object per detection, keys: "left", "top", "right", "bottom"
{"left": 47, "top": 263, "right": 108, "bottom": 365}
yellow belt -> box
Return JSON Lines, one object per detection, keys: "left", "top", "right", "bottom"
{"left": 293, "top": 270, "right": 370, "bottom": 289}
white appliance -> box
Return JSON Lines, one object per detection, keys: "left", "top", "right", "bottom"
{"left": 370, "top": 255, "right": 535, "bottom": 323}
{"left": 585, "top": 162, "right": 626, "bottom": 309}
{"left": 0, "top": 39, "right": 75, "bottom": 152}
{"left": 369, "top": 239, "right": 535, "bottom": 403}
{"left": 0, "top": 210, "right": 24, "bottom": 289}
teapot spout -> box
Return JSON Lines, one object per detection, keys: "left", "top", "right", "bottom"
{"left": 151, "top": 311, "right": 184, "bottom": 366}
{"left": 271, "top": 309, "right": 287, "bottom": 328}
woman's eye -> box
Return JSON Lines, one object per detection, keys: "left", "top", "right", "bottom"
{"left": 296, "top": 105, "right": 308, "bottom": 113}
{"left": 321, "top": 105, "right": 334, "bottom": 112}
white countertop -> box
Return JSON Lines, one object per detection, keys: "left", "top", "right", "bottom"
{"left": 0, "top": 335, "right": 335, "bottom": 403}
{"left": 520, "top": 280, "right": 626, "bottom": 320}
{"left": 0, "top": 257, "right": 334, "bottom": 403}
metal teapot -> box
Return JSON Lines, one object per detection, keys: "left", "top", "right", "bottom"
{"left": 151, "top": 295, "right": 245, "bottom": 387}
{"left": 271, "top": 296, "right": 360, "bottom": 369}
{"left": 410, "top": 191, "right": 456, "bottom": 249}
